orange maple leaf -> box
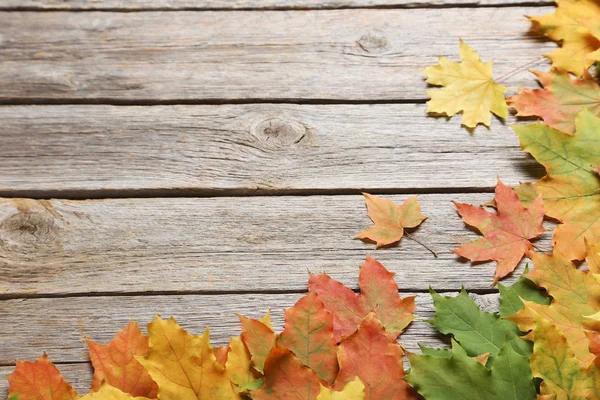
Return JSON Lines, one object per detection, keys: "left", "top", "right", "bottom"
{"left": 355, "top": 193, "right": 427, "bottom": 249}
{"left": 278, "top": 292, "right": 339, "bottom": 385}
{"left": 334, "top": 313, "right": 418, "bottom": 400}
{"left": 238, "top": 313, "right": 276, "bottom": 374}
{"left": 507, "top": 69, "right": 600, "bottom": 135}
{"left": 309, "top": 256, "right": 415, "bottom": 342}
{"left": 87, "top": 322, "right": 158, "bottom": 398}
{"left": 453, "top": 180, "right": 545, "bottom": 282}
{"left": 250, "top": 346, "right": 322, "bottom": 400}
{"left": 8, "top": 353, "right": 78, "bottom": 400}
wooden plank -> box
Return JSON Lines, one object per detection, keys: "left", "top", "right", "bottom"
{"left": 0, "top": 8, "right": 554, "bottom": 101}
{"left": 2, "top": 0, "right": 550, "bottom": 10}
{"left": 0, "top": 194, "right": 552, "bottom": 296}
{"left": 0, "top": 291, "right": 500, "bottom": 366}
{"left": 0, "top": 104, "right": 543, "bottom": 194}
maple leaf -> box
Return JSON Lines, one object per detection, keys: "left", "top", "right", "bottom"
{"left": 530, "top": 318, "right": 600, "bottom": 400}
{"left": 136, "top": 316, "right": 240, "bottom": 400}
{"left": 507, "top": 69, "right": 600, "bottom": 134}
{"left": 277, "top": 292, "right": 339, "bottom": 384}
{"left": 334, "top": 313, "right": 417, "bottom": 400}
{"left": 427, "top": 288, "right": 531, "bottom": 359}
{"left": 87, "top": 321, "right": 158, "bottom": 398}
{"left": 250, "top": 345, "right": 322, "bottom": 400}
{"left": 79, "top": 384, "right": 151, "bottom": 400}
{"left": 498, "top": 266, "right": 551, "bottom": 318}
{"left": 225, "top": 336, "right": 263, "bottom": 392}
{"left": 586, "top": 239, "right": 600, "bottom": 273}
{"left": 507, "top": 250, "right": 600, "bottom": 366}
{"left": 530, "top": 0, "right": 600, "bottom": 77}
{"left": 453, "top": 180, "right": 545, "bottom": 282}
{"left": 317, "top": 378, "right": 365, "bottom": 400}
{"left": 8, "top": 353, "right": 79, "bottom": 400}
{"left": 238, "top": 313, "right": 276, "bottom": 373}
{"left": 424, "top": 39, "right": 508, "bottom": 128}
{"left": 406, "top": 339, "right": 536, "bottom": 400}
{"left": 214, "top": 344, "right": 230, "bottom": 367}
{"left": 514, "top": 110, "right": 600, "bottom": 260}
{"left": 355, "top": 194, "right": 427, "bottom": 249}
{"left": 308, "top": 256, "right": 415, "bottom": 342}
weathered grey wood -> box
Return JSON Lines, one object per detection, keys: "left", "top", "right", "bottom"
{"left": 0, "top": 104, "right": 543, "bottom": 195}
{"left": 0, "top": 291, "right": 500, "bottom": 366}
{"left": 0, "top": 8, "right": 554, "bottom": 101}
{"left": 1, "top": 0, "right": 551, "bottom": 10}
{"left": 0, "top": 194, "right": 552, "bottom": 296}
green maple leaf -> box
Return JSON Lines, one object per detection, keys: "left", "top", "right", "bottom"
{"left": 406, "top": 339, "right": 536, "bottom": 400}
{"left": 498, "top": 266, "right": 551, "bottom": 318}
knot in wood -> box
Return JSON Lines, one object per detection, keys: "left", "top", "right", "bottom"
{"left": 355, "top": 32, "right": 388, "bottom": 54}
{"left": 251, "top": 117, "right": 313, "bottom": 149}
{"left": 0, "top": 211, "right": 61, "bottom": 255}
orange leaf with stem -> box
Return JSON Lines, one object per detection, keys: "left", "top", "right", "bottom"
{"left": 453, "top": 179, "right": 545, "bottom": 283}
{"left": 355, "top": 194, "right": 431, "bottom": 254}
{"left": 334, "top": 314, "right": 417, "bottom": 400}
{"left": 309, "top": 256, "right": 415, "bottom": 342}
{"left": 8, "top": 353, "right": 78, "bottom": 400}
{"left": 87, "top": 321, "right": 158, "bottom": 398}
{"left": 278, "top": 292, "right": 339, "bottom": 385}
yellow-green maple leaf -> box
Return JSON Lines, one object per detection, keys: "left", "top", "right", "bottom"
{"left": 317, "top": 378, "right": 365, "bottom": 400}
{"left": 513, "top": 110, "right": 600, "bottom": 260}
{"left": 424, "top": 40, "right": 508, "bottom": 128}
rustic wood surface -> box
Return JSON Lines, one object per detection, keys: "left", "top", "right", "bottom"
{"left": 1, "top": 0, "right": 553, "bottom": 10}
{"left": 0, "top": 105, "right": 544, "bottom": 196}
{"left": 0, "top": 1, "right": 552, "bottom": 397}
{"left": 0, "top": 194, "right": 553, "bottom": 297}
{"left": 0, "top": 8, "right": 553, "bottom": 102}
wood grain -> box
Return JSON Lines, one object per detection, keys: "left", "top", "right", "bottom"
{"left": 0, "top": 194, "right": 552, "bottom": 297}
{"left": 0, "top": 291, "right": 500, "bottom": 365}
{"left": 0, "top": 104, "right": 544, "bottom": 195}
{"left": 1, "top": 0, "right": 552, "bottom": 10}
{"left": 0, "top": 8, "right": 554, "bottom": 102}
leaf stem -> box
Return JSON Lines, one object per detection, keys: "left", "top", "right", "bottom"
{"left": 495, "top": 57, "right": 547, "bottom": 83}
{"left": 405, "top": 232, "right": 438, "bottom": 258}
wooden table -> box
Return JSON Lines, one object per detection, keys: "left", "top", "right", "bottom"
{"left": 0, "top": 0, "right": 554, "bottom": 395}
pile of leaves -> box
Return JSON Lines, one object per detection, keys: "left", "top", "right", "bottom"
{"left": 7, "top": 1, "right": 600, "bottom": 399}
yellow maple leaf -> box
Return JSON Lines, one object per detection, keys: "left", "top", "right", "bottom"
{"left": 317, "top": 377, "right": 365, "bottom": 400}
{"left": 137, "top": 316, "right": 240, "bottom": 400}
{"left": 424, "top": 40, "right": 508, "bottom": 128}
{"left": 80, "top": 384, "right": 150, "bottom": 400}
{"left": 531, "top": 0, "right": 600, "bottom": 77}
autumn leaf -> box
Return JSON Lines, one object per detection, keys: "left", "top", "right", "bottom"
{"left": 507, "top": 69, "right": 600, "bottom": 134}
{"left": 530, "top": 0, "right": 600, "bottom": 77}
{"left": 277, "top": 292, "right": 339, "bottom": 384}
{"left": 530, "top": 318, "right": 600, "bottom": 400}
{"left": 498, "top": 266, "right": 551, "bottom": 318}
{"left": 514, "top": 110, "right": 600, "bottom": 260}
{"left": 586, "top": 239, "right": 600, "bottom": 273}
{"left": 453, "top": 179, "right": 545, "bottom": 282}
{"left": 507, "top": 251, "right": 600, "bottom": 366}
{"left": 79, "top": 384, "right": 150, "bottom": 400}
{"left": 406, "top": 339, "right": 536, "bottom": 400}
{"left": 424, "top": 39, "right": 508, "bottom": 128}
{"left": 238, "top": 313, "right": 276, "bottom": 373}
{"left": 250, "top": 345, "right": 322, "bottom": 400}
{"left": 317, "top": 378, "right": 365, "bottom": 400}
{"left": 136, "top": 316, "right": 240, "bottom": 400}
{"left": 355, "top": 193, "right": 427, "bottom": 249}
{"left": 427, "top": 288, "right": 531, "bottom": 359}
{"left": 214, "top": 344, "right": 230, "bottom": 367}
{"left": 225, "top": 336, "right": 263, "bottom": 392}
{"left": 87, "top": 321, "right": 158, "bottom": 398}
{"left": 8, "top": 353, "right": 79, "bottom": 400}
{"left": 334, "top": 313, "right": 417, "bottom": 400}
{"left": 308, "top": 256, "right": 415, "bottom": 342}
